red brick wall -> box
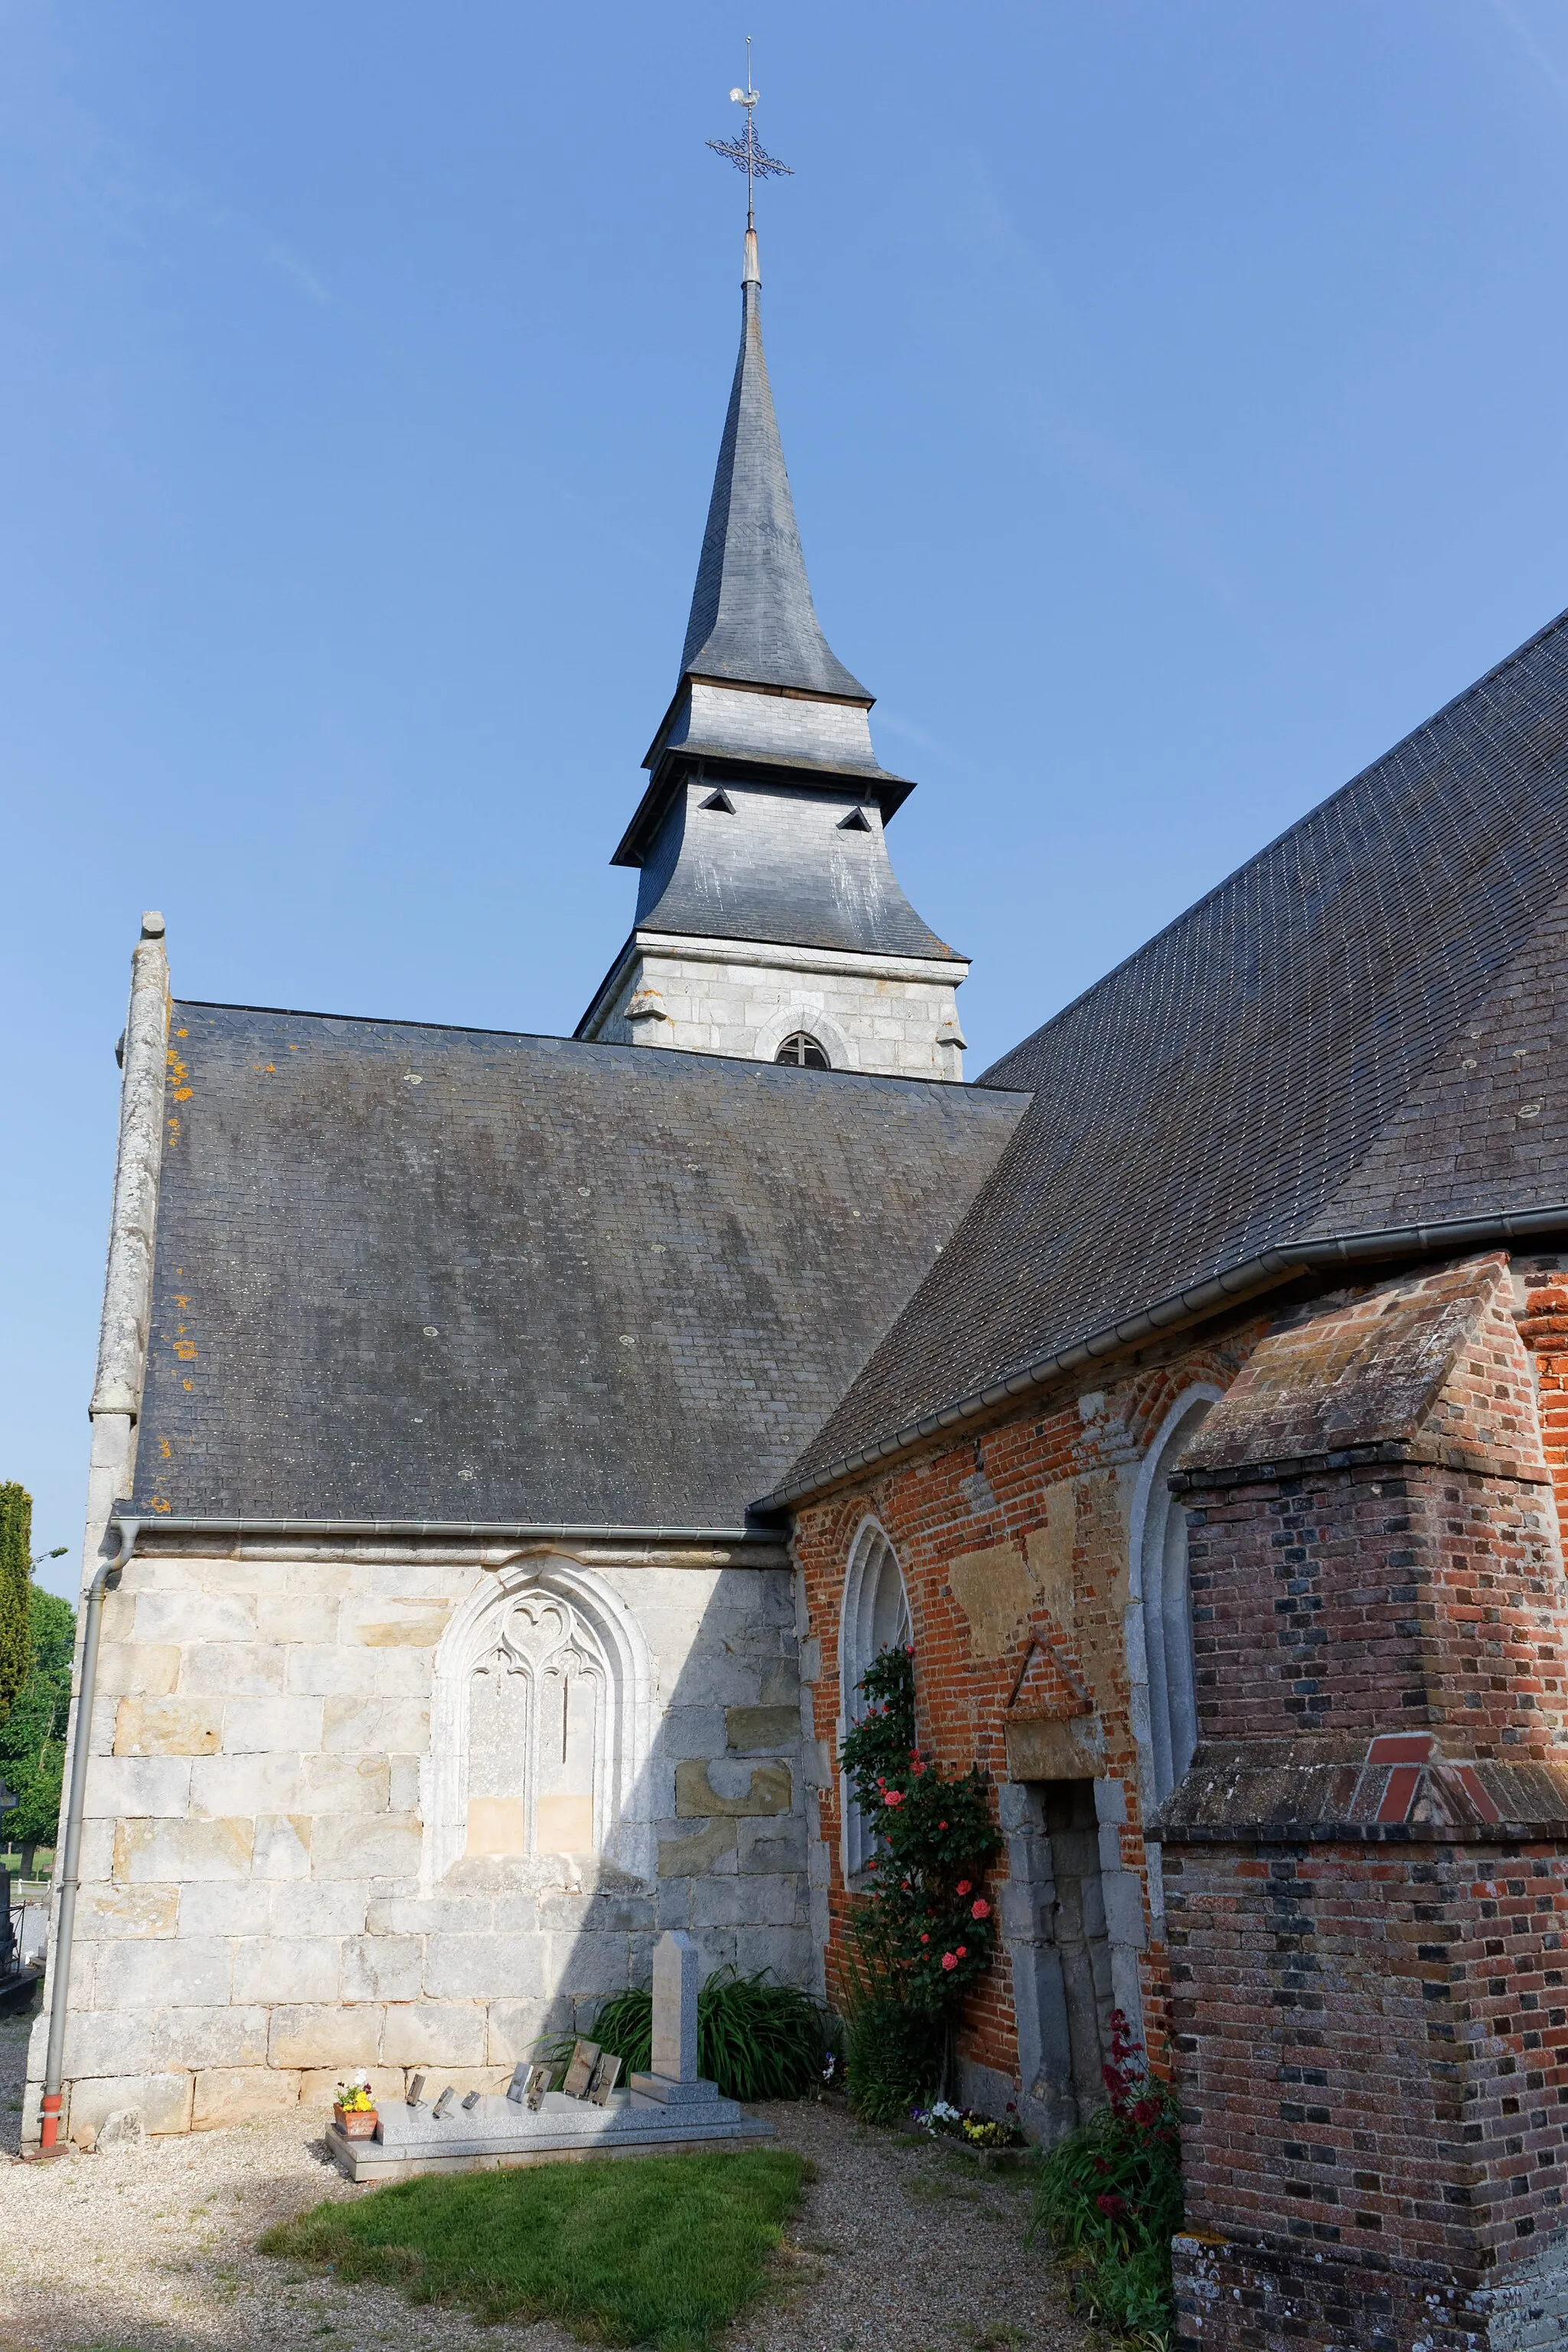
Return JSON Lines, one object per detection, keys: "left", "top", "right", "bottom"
{"left": 793, "top": 1335, "right": 1253, "bottom": 2093}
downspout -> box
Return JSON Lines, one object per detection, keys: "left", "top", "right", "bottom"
{"left": 32, "top": 1515, "right": 140, "bottom": 2156}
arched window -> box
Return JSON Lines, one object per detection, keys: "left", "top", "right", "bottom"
{"left": 838, "top": 1521, "right": 911, "bottom": 1880}
{"left": 776, "top": 1032, "right": 831, "bottom": 1069}
{"left": 1129, "top": 1389, "right": 1219, "bottom": 1812}
{"left": 425, "top": 1560, "right": 655, "bottom": 1885}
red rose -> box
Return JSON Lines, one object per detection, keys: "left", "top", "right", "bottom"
{"left": 920, "top": 1933, "right": 930, "bottom": 1944}
{"left": 939, "top": 1821, "right": 947, "bottom": 1831}
{"left": 971, "top": 1898, "right": 991, "bottom": 1919}
{"left": 956, "top": 1880, "right": 972, "bottom": 1896}
{"left": 956, "top": 1945, "right": 967, "bottom": 1958}
{"left": 884, "top": 1789, "right": 904, "bottom": 1808}
{"left": 941, "top": 1952, "right": 958, "bottom": 1971}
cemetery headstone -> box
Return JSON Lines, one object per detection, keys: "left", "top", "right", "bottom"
{"left": 562, "top": 2039, "right": 600, "bottom": 2098}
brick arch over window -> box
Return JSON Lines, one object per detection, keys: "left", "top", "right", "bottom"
{"left": 1128, "top": 1387, "right": 1220, "bottom": 1812}
{"left": 424, "top": 1557, "right": 655, "bottom": 1886}
{"left": 838, "top": 1518, "right": 911, "bottom": 1882}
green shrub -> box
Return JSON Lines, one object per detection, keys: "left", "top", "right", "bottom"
{"left": 0, "top": 1487, "right": 34, "bottom": 1723}
{"left": 561, "top": 1967, "right": 830, "bottom": 2102}
{"left": 841, "top": 1990, "right": 942, "bottom": 2125}
{"left": 1030, "top": 2010, "right": 1183, "bottom": 2348}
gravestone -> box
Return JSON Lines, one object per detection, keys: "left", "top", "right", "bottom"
{"left": 630, "top": 1931, "right": 717, "bottom": 2105}
{"left": 327, "top": 1926, "right": 765, "bottom": 2182}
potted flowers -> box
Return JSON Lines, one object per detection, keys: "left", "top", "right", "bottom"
{"left": 332, "top": 2079, "right": 379, "bottom": 2139}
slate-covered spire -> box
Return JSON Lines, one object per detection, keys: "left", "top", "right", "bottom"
{"left": 679, "top": 228, "right": 869, "bottom": 701}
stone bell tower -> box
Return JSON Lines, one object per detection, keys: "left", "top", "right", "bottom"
{"left": 577, "top": 224, "right": 969, "bottom": 1080}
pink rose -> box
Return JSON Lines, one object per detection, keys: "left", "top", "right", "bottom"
{"left": 920, "top": 1933, "right": 929, "bottom": 1945}
{"left": 941, "top": 1952, "right": 958, "bottom": 1971}
{"left": 956, "top": 1880, "right": 972, "bottom": 1897}
{"left": 884, "top": 1789, "right": 904, "bottom": 1808}
{"left": 971, "top": 1898, "right": 991, "bottom": 1919}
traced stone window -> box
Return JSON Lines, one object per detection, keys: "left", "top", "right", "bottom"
{"left": 1132, "top": 1390, "right": 1217, "bottom": 1811}
{"left": 838, "top": 1521, "right": 911, "bottom": 1880}
{"left": 776, "top": 1032, "right": 831, "bottom": 1069}
{"left": 466, "top": 1592, "right": 607, "bottom": 1858}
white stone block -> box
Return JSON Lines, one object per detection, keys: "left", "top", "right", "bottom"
{"left": 252, "top": 1813, "right": 312, "bottom": 1880}
{"left": 423, "top": 1932, "right": 547, "bottom": 2001}
{"left": 192, "top": 2067, "right": 302, "bottom": 2128}
{"left": 68, "top": 2073, "right": 192, "bottom": 2139}
{"left": 181, "top": 1644, "right": 286, "bottom": 1696}
{"left": 271, "top": 1880, "right": 369, "bottom": 1938}
{"left": 85, "top": 1754, "right": 193, "bottom": 1818}
{"left": 232, "top": 1938, "right": 341, "bottom": 2004}
{"left": 189, "top": 1752, "right": 307, "bottom": 1816}
{"left": 114, "top": 1815, "right": 253, "bottom": 1883}
{"left": 256, "top": 1592, "right": 343, "bottom": 1645}
{"left": 691, "top": 1875, "right": 803, "bottom": 1929}
{"left": 311, "top": 1813, "right": 421, "bottom": 1880}
{"left": 542, "top": 1934, "right": 633, "bottom": 1998}
{"left": 179, "top": 1880, "right": 273, "bottom": 1936}
{"left": 98, "top": 1936, "right": 232, "bottom": 2007}
{"left": 76, "top": 1883, "right": 181, "bottom": 1940}
{"left": 267, "top": 2004, "right": 382, "bottom": 2069}
{"left": 380, "top": 2001, "right": 488, "bottom": 2066}
{"left": 64, "top": 2003, "right": 268, "bottom": 2076}
{"left": 300, "top": 1753, "right": 390, "bottom": 1813}
{"left": 96, "top": 1642, "right": 181, "bottom": 1697}
{"left": 133, "top": 1590, "right": 257, "bottom": 1645}
{"left": 286, "top": 1644, "right": 384, "bottom": 1696}
{"left": 339, "top": 1935, "right": 424, "bottom": 2001}
{"left": 223, "top": 1695, "right": 323, "bottom": 1754}
{"left": 322, "top": 1696, "right": 430, "bottom": 1753}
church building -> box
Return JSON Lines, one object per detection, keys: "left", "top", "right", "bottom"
{"left": 34, "top": 198, "right": 1568, "bottom": 2352}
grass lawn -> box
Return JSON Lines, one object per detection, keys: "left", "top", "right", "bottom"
{"left": 258, "top": 2148, "right": 806, "bottom": 2350}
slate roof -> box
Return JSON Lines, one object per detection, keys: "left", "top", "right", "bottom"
{"left": 135, "top": 1007, "right": 1026, "bottom": 1528}
{"left": 773, "top": 604, "right": 1568, "bottom": 1501}
{"left": 678, "top": 262, "right": 869, "bottom": 701}
{"left": 626, "top": 778, "right": 964, "bottom": 963}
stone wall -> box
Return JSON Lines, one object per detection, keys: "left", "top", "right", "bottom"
{"left": 28, "top": 1538, "right": 808, "bottom": 2142}
{"left": 584, "top": 933, "right": 967, "bottom": 1080}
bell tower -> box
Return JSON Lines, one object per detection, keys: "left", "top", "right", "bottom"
{"left": 577, "top": 214, "right": 969, "bottom": 1080}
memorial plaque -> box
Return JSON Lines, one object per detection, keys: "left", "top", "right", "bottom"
{"left": 588, "top": 2052, "right": 622, "bottom": 2105}
{"left": 561, "top": 2039, "right": 600, "bottom": 2099}
{"left": 461, "top": 2090, "right": 481, "bottom": 2111}
{"left": 505, "top": 2064, "right": 531, "bottom": 2105}
{"left": 432, "top": 2086, "right": 456, "bottom": 2118}
{"left": 525, "top": 2063, "right": 550, "bottom": 2111}
{"left": 407, "top": 2073, "right": 426, "bottom": 2108}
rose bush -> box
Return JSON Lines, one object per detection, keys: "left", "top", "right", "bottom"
{"left": 838, "top": 1646, "right": 1001, "bottom": 2016}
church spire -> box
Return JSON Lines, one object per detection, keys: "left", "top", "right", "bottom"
{"left": 678, "top": 224, "right": 869, "bottom": 701}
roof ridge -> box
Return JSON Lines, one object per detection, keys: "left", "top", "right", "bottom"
{"left": 977, "top": 601, "right": 1568, "bottom": 1088}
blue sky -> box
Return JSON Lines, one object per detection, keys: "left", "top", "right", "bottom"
{"left": 7, "top": 1, "right": 1568, "bottom": 1598}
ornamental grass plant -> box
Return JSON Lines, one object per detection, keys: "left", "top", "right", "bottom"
{"left": 1029, "top": 2010, "right": 1184, "bottom": 2350}
{"left": 550, "top": 1966, "right": 830, "bottom": 2102}
{"left": 259, "top": 2148, "right": 805, "bottom": 2351}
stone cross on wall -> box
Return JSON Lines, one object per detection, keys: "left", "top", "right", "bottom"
{"left": 633, "top": 1930, "right": 716, "bottom": 2105}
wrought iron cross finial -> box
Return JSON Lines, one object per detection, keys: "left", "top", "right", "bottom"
{"left": 706, "top": 37, "right": 792, "bottom": 231}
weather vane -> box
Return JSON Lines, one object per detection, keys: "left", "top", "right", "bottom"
{"left": 706, "top": 36, "right": 793, "bottom": 230}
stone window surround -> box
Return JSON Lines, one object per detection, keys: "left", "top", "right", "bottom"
{"left": 424, "top": 1555, "right": 656, "bottom": 1887}
{"left": 1125, "top": 1383, "right": 1220, "bottom": 1926}
{"left": 835, "top": 1516, "right": 911, "bottom": 1885}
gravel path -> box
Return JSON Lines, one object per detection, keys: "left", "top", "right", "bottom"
{"left": 0, "top": 2007, "right": 1093, "bottom": 2352}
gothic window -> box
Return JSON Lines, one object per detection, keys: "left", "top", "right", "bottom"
{"left": 1131, "top": 1390, "right": 1217, "bottom": 1811}
{"left": 776, "top": 1032, "right": 831, "bottom": 1069}
{"left": 838, "top": 1521, "right": 911, "bottom": 1880}
{"left": 466, "top": 1592, "right": 606, "bottom": 1857}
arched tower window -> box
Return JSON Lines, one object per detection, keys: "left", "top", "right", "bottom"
{"left": 838, "top": 1521, "right": 911, "bottom": 1881}
{"left": 776, "top": 1032, "right": 831, "bottom": 1069}
{"left": 1129, "top": 1389, "right": 1219, "bottom": 1812}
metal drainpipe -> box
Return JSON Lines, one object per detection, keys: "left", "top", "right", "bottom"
{"left": 34, "top": 1515, "right": 140, "bottom": 2156}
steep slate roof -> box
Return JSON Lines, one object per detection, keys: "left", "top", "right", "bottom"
{"left": 773, "top": 605, "right": 1568, "bottom": 1501}
{"left": 629, "top": 779, "right": 963, "bottom": 962}
{"left": 679, "top": 258, "right": 868, "bottom": 701}
{"left": 134, "top": 1006, "right": 1026, "bottom": 1528}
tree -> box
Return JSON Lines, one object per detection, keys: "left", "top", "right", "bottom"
{"left": 0, "top": 1485, "right": 31, "bottom": 1719}
{"left": 0, "top": 1589, "right": 75, "bottom": 1874}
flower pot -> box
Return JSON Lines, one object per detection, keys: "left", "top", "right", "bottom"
{"left": 333, "top": 2104, "right": 379, "bottom": 2139}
